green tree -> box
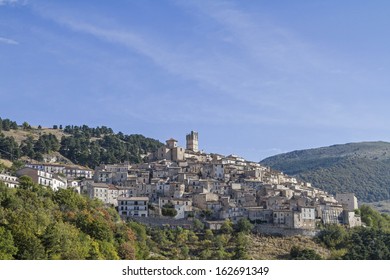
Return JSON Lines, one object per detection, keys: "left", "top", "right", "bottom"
{"left": 128, "top": 222, "right": 149, "bottom": 259}
{"left": 220, "top": 219, "right": 234, "bottom": 234}
{"left": 0, "top": 226, "right": 18, "bottom": 259}
{"left": 54, "top": 188, "right": 86, "bottom": 212}
{"left": 43, "top": 221, "right": 90, "bottom": 260}
{"left": 343, "top": 228, "right": 390, "bottom": 260}
{"left": 22, "top": 122, "right": 31, "bottom": 130}
{"left": 235, "top": 218, "right": 254, "bottom": 233}
{"left": 317, "top": 224, "right": 347, "bottom": 249}
{"left": 204, "top": 229, "right": 214, "bottom": 241}
{"left": 20, "top": 135, "right": 36, "bottom": 159}
{"left": 232, "top": 232, "right": 249, "bottom": 260}
{"left": 290, "top": 246, "right": 322, "bottom": 260}
{"left": 18, "top": 176, "right": 35, "bottom": 190}
{"left": 161, "top": 204, "right": 177, "bottom": 217}
{"left": 193, "top": 218, "right": 204, "bottom": 232}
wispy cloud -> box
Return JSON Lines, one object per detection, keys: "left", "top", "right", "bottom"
{"left": 31, "top": 1, "right": 384, "bottom": 130}
{"left": 0, "top": 36, "right": 19, "bottom": 45}
{"left": 0, "top": 0, "right": 25, "bottom": 6}
{"left": 50, "top": 17, "right": 286, "bottom": 108}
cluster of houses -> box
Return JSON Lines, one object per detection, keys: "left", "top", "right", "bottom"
{"left": 0, "top": 163, "right": 92, "bottom": 191}
{"left": 0, "top": 131, "right": 361, "bottom": 232}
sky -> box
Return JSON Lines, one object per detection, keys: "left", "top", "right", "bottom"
{"left": 1, "top": 0, "right": 390, "bottom": 161}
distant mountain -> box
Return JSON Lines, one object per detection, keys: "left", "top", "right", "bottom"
{"left": 261, "top": 142, "right": 390, "bottom": 202}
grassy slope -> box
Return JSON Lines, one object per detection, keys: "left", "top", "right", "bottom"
{"left": 247, "top": 235, "right": 330, "bottom": 260}
{"left": 2, "top": 127, "right": 69, "bottom": 144}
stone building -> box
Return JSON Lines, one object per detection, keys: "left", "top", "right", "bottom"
{"left": 186, "top": 131, "right": 198, "bottom": 152}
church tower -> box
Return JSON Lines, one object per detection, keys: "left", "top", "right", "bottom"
{"left": 186, "top": 131, "right": 199, "bottom": 152}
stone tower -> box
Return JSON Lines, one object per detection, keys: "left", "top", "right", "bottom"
{"left": 186, "top": 131, "right": 198, "bottom": 152}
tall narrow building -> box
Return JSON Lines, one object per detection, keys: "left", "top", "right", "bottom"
{"left": 186, "top": 131, "right": 199, "bottom": 152}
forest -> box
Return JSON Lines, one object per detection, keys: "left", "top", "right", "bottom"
{"left": 0, "top": 117, "right": 163, "bottom": 168}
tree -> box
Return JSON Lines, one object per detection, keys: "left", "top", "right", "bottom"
{"left": 0, "top": 227, "right": 18, "bottom": 259}
{"left": 20, "top": 136, "right": 35, "bottom": 159}
{"left": 96, "top": 240, "right": 120, "bottom": 260}
{"left": 290, "top": 246, "right": 322, "bottom": 260}
{"left": 232, "top": 232, "right": 249, "bottom": 260}
{"left": 360, "top": 205, "right": 390, "bottom": 231}
{"left": 220, "top": 219, "right": 234, "bottom": 234}
{"left": 118, "top": 242, "right": 136, "bottom": 260}
{"left": 317, "top": 224, "right": 347, "bottom": 249}
{"left": 75, "top": 210, "right": 114, "bottom": 242}
{"left": 343, "top": 228, "right": 390, "bottom": 260}
{"left": 18, "top": 176, "right": 35, "bottom": 190}
{"left": 161, "top": 204, "right": 177, "bottom": 217}
{"left": 54, "top": 188, "right": 86, "bottom": 212}
{"left": 0, "top": 134, "right": 20, "bottom": 160}
{"left": 235, "top": 218, "right": 254, "bottom": 233}
{"left": 22, "top": 122, "right": 31, "bottom": 130}
{"left": 43, "top": 221, "right": 90, "bottom": 260}
{"left": 204, "top": 229, "right": 214, "bottom": 241}
{"left": 193, "top": 218, "right": 204, "bottom": 232}
{"left": 128, "top": 222, "right": 149, "bottom": 259}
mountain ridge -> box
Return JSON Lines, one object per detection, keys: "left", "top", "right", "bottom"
{"left": 261, "top": 141, "right": 390, "bottom": 202}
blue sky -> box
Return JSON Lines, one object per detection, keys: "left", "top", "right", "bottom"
{"left": 1, "top": 0, "right": 390, "bottom": 161}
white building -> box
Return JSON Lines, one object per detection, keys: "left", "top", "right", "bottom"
{"left": 0, "top": 173, "right": 19, "bottom": 188}
{"left": 16, "top": 167, "right": 60, "bottom": 190}
{"left": 25, "top": 163, "right": 93, "bottom": 179}
{"left": 118, "top": 196, "right": 149, "bottom": 218}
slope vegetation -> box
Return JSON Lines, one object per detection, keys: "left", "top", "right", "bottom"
{"left": 261, "top": 142, "right": 390, "bottom": 202}
{"left": 0, "top": 117, "right": 163, "bottom": 168}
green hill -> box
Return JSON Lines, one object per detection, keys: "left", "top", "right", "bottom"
{"left": 261, "top": 142, "right": 390, "bottom": 202}
{"left": 0, "top": 117, "right": 163, "bottom": 168}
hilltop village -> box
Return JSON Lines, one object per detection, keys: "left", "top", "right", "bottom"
{"left": 0, "top": 131, "right": 361, "bottom": 235}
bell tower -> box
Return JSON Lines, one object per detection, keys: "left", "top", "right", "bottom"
{"left": 186, "top": 131, "right": 198, "bottom": 152}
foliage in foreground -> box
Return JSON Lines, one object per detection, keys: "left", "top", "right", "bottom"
{"left": 2, "top": 177, "right": 390, "bottom": 260}
{"left": 0, "top": 181, "right": 137, "bottom": 260}
{"left": 316, "top": 206, "right": 390, "bottom": 260}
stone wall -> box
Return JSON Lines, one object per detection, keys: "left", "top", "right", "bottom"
{"left": 254, "top": 224, "right": 319, "bottom": 237}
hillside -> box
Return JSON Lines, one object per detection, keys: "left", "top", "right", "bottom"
{"left": 0, "top": 117, "right": 163, "bottom": 168}
{"left": 0, "top": 180, "right": 138, "bottom": 260}
{"left": 261, "top": 142, "right": 390, "bottom": 202}
{"left": 2, "top": 127, "right": 68, "bottom": 144}
{"left": 363, "top": 200, "right": 390, "bottom": 214}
